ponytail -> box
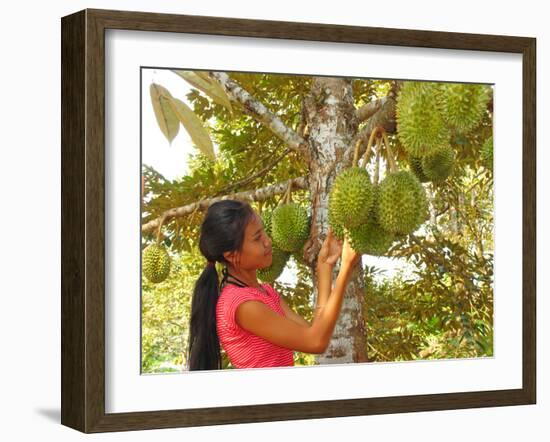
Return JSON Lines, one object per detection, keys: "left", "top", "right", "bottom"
{"left": 187, "top": 264, "right": 222, "bottom": 370}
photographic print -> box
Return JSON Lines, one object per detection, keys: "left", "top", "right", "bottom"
{"left": 140, "top": 69, "right": 494, "bottom": 373}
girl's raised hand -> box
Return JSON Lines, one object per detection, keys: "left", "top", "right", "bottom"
{"left": 341, "top": 235, "right": 361, "bottom": 269}
{"left": 317, "top": 229, "right": 343, "bottom": 268}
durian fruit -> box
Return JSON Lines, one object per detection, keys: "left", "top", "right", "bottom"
{"left": 421, "top": 145, "right": 455, "bottom": 182}
{"left": 408, "top": 156, "right": 430, "bottom": 183}
{"left": 413, "top": 177, "right": 430, "bottom": 225}
{"left": 327, "top": 199, "right": 346, "bottom": 241}
{"left": 378, "top": 170, "right": 428, "bottom": 235}
{"left": 438, "top": 83, "right": 491, "bottom": 133}
{"left": 257, "top": 247, "right": 290, "bottom": 283}
{"left": 142, "top": 243, "right": 171, "bottom": 283}
{"left": 345, "top": 219, "right": 396, "bottom": 256}
{"left": 343, "top": 185, "right": 396, "bottom": 256}
{"left": 271, "top": 203, "right": 310, "bottom": 253}
{"left": 328, "top": 167, "right": 374, "bottom": 229}
{"left": 260, "top": 210, "right": 273, "bottom": 237}
{"left": 396, "top": 81, "right": 450, "bottom": 157}
{"left": 480, "top": 136, "right": 493, "bottom": 172}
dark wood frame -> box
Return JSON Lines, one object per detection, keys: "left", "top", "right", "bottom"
{"left": 61, "top": 8, "right": 536, "bottom": 433}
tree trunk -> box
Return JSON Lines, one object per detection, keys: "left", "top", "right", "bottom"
{"left": 302, "top": 77, "right": 369, "bottom": 364}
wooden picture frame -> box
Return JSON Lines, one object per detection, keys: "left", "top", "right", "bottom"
{"left": 61, "top": 8, "right": 536, "bottom": 433}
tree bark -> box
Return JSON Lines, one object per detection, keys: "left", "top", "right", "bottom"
{"left": 303, "top": 77, "right": 369, "bottom": 364}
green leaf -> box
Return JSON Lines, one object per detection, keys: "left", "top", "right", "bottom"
{"left": 167, "top": 96, "right": 216, "bottom": 161}
{"left": 149, "top": 83, "right": 180, "bottom": 143}
{"left": 172, "top": 70, "right": 233, "bottom": 115}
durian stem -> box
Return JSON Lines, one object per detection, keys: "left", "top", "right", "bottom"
{"left": 360, "top": 135, "right": 374, "bottom": 169}
{"left": 352, "top": 139, "right": 362, "bottom": 168}
{"left": 374, "top": 139, "right": 381, "bottom": 185}
{"left": 173, "top": 218, "right": 181, "bottom": 248}
{"left": 156, "top": 213, "right": 167, "bottom": 245}
{"left": 381, "top": 130, "right": 399, "bottom": 173}
{"left": 285, "top": 180, "right": 293, "bottom": 204}
{"left": 361, "top": 126, "right": 381, "bottom": 169}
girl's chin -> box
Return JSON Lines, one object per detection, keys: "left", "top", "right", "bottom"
{"left": 262, "top": 255, "right": 273, "bottom": 267}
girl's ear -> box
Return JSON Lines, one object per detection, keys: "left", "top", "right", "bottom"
{"left": 223, "top": 250, "right": 237, "bottom": 265}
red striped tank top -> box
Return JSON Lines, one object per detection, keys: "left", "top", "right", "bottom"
{"left": 216, "top": 282, "right": 295, "bottom": 369}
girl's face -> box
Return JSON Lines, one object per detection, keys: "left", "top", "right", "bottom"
{"left": 225, "top": 212, "right": 273, "bottom": 271}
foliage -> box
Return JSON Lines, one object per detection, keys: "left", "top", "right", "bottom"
{"left": 141, "top": 250, "right": 202, "bottom": 373}
{"left": 365, "top": 237, "right": 493, "bottom": 361}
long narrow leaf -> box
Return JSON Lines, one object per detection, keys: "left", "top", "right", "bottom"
{"left": 167, "top": 96, "right": 216, "bottom": 161}
{"left": 149, "top": 83, "right": 180, "bottom": 143}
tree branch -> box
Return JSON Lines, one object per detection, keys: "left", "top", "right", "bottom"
{"left": 142, "top": 176, "right": 308, "bottom": 234}
{"left": 208, "top": 71, "right": 308, "bottom": 155}
{"left": 355, "top": 97, "right": 386, "bottom": 123}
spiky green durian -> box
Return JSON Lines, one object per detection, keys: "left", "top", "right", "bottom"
{"left": 142, "top": 243, "right": 171, "bottom": 283}
{"left": 328, "top": 167, "right": 374, "bottom": 229}
{"left": 413, "top": 177, "right": 430, "bottom": 225}
{"left": 369, "top": 183, "right": 382, "bottom": 220}
{"left": 480, "top": 136, "right": 493, "bottom": 172}
{"left": 260, "top": 210, "right": 273, "bottom": 237}
{"left": 344, "top": 219, "right": 396, "bottom": 256}
{"left": 378, "top": 170, "right": 428, "bottom": 235}
{"left": 409, "top": 156, "right": 430, "bottom": 183}
{"left": 396, "top": 81, "right": 450, "bottom": 157}
{"left": 327, "top": 200, "right": 346, "bottom": 241}
{"left": 342, "top": 184, "right": 396, "bottom": 256}
{"left": 439, "top": 83, "right": 491, "bottom": 133}
{"left": 257, "top": 247, "right": 290, "bottom": 283}
{"left": 271, "top": 203, "right": 310, "bottom": 252}
{"left": 421, "top": 145, "right": 455, "bottom": 182}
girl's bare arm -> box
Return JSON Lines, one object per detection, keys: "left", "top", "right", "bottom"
{"left": 235, "top": 233, "right": 360, "bottom": 354}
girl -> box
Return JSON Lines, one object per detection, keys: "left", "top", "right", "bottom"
{"left": 186, "top": 199, "right": 360, "bottom": 370}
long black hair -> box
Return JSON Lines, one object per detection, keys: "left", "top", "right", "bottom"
{"left": 186, "top": 199, "right": 255, "bottom": 371}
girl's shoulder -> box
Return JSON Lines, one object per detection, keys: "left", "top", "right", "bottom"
{"left": 219, "top": 283, "right": 258, "bottom": 299}
{"left": 262, "top": 283, "right": 280, "bottom": 298}
{"left": 220, "top": 282, "right": 279, "bottom": 300}
{"left": 217, "top": 283, "right": 279, "bottom": 330}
